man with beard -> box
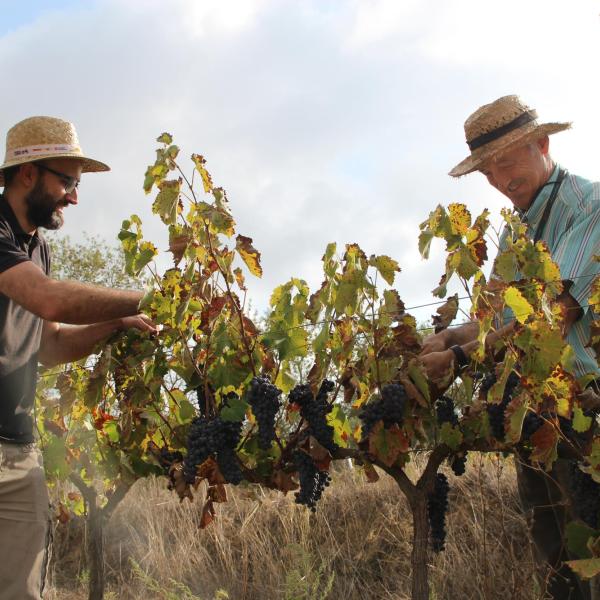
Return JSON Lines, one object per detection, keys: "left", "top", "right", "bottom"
{"left": 420, "top": 96, "right": 600, "bottom": 599}
{"left": 0, "top": 116, "right": 156, "bottom": 599}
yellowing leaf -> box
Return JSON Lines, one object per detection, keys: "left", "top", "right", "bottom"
{"left": 153, "top": 179, "right": 182, "bottom": 225}
{"left": 448, "top": 203, "right": 471, "bottom": 235}
{"left": 566, "top": 558, "right": 600, "bottom": 580}
{"left": 504, "top": 286, "right": 533, "bottom": 324}
{"left": 191, "top": 154, "right": 213, "bottom": 193}
{"left": 235, "top": 235, "right": 263, "bottom": 278}
{"left": 368, "top": 254, "right": 400, "bottom": 286}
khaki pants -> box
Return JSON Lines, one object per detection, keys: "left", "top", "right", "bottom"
{"left": 0, "top": 442, "right": 51, "bottom": 600}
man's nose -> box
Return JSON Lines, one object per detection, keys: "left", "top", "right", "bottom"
{"left": 64, "top": 188, "right": 78, "bottom": 205}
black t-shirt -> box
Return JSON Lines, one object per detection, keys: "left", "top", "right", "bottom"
{"left": 0, "top": 194, "right": 50, "bottom": 443}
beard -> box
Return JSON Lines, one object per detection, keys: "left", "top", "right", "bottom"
{"left": 24, "top": 179, "right": 65, "bottom": 230}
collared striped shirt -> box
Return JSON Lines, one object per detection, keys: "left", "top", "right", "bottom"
{"left": 497, "top": 164, "right": 600, "bottom": 378}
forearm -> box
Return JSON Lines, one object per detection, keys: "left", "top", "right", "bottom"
{"left": 438, "top": 321, "right": 480, "bottom": 348}
{"left": 459, "top": 321, "right": 515, "bottom": 358}
{"left": 44, "top": 280, "right": 142, "bottom": 324}
{"left": 39, "top": 320, "right": 123, "bottom": 367}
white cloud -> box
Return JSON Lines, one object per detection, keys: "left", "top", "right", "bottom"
{"left": 1, "top": 0, "right": 599, "bottom": 319}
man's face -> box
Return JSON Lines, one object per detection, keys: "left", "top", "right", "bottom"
{"left": 25, "top": 159, "right": 82, "bottom": 230}
{"left": 478, "top": 137, "right": 551, "bottom": 211}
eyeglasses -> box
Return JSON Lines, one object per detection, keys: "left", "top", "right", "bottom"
{"left": 35, "top": 164, "right": 80, "bottom": 193}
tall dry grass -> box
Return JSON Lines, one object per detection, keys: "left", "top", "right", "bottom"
{"left": 47, "top": 455, "right": 548, "bottom": 600}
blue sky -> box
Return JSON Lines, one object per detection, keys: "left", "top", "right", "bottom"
{"left": 0, "top": 1, "right": 84, "bottom": 35}
{"left": 1, "top": 0, "right": 599, "bottom": 322}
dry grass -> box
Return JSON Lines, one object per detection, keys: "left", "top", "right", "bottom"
{"left": 46, "top": 455, "right": 548, "bottom": 600}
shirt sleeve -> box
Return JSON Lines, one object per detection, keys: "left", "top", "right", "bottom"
{"left": 552, "top": 198, "right": 600, "bottom": 310}
{"left": 0, "top": 222, "right": 31, "bottom": 275}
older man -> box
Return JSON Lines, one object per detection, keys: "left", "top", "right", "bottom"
{"left": 0, "top": 116, "right": 156, "bottom": 599}
{"left": 421, "top": 95, "right": 600, "bottom": 600}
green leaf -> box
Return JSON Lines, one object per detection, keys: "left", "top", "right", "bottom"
{"left": 221, "top": 396, "right": 249, "bottom": 422}
{"left": 157, "top": 132, "right": 173, "bottom": 145}
{"left": 407, "top": 360, "right": 431, "bottom": 404}
{"left": 42, "top": 436, "right": 70, "bottom": 479}
{"left": 573, "top": 406, "right": 593, "bottom": 433}
{"left": 440, "top": 422, "right": 463, "bottom": 450}
{"left": 103, "top": 420, "right": 120, "bottom": 443}
{"left": 153, "top": 179, "right": 182, "bottom": 225}
{"left": 566, "top": 521, "right": 598, "bottom": 559}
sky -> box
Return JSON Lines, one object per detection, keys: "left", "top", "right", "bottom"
{"left": 1, "top": 0, "right": 600, "bottom": 323}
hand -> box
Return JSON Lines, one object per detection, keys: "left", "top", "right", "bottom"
{"left": 419, "top": 349, "right": 455, "bottom": 382}
{"left": 420, "top": 330, "right": 449, "bottom": 356}
{"left": 120, "top": 313, "right": 158, "bottom": 334}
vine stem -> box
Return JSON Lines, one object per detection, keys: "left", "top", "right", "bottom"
{"left": 175, "top": 159, "right": 257, "bottom": 378}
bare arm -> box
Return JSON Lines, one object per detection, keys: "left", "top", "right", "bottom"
{"left": 39, "top": 314, "right": 157, "bottom": 367}
{"left": 420, "top": 321, "right": 480, "bottom": 355}
{"left": 420, "top": 290, "right": 582, "bottom": 381}
{"left": 0, "top": 261, "right": 142, "bottom": 324}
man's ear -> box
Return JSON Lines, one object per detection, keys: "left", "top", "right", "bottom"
{"left": 536, "top": 135, "right": 550, "bottom": 156}
{"left": 18, "top": 163, "right": 38, "bottom": 189}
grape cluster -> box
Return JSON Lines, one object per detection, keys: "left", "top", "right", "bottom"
{"left": 359, "top": 383, "right": 408, "bottom": 438}
{"left": 483, "top": 371, "right": 520, "bottom": 441}
{"left": 521, "top": 412, "right": 544, "bottom": 441}
{"left": 247, "top": 376, "right": 282, "bottom": 450}
{"left": 428, "top": 473, "right": 450, "bottom": 552}
{"left": 183, "top": 416, "right": 243, "bottom": 485}
{"left": 569, "top": 462, "right": 600, "bottom": 529}
{"left": 436, "top": 396, "right": 458, "bottom": 427}
{"left": 449, "top": 453, "right": 467, "bottom": 476}
{"left": 155, "top": 447, "right": 183, "bottom": 475}
{"left": 293, "top": 450, "right": 331, "bottom": 512}
{"left": 289, "top": 381, "right": 338, "bottom": 454}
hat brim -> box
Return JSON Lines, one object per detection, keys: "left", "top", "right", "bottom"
{"left": 0, "top": 153, "right": 110, "bottom": 187}
{"left": 448, "top": 121, "right": 571, "bottom": 178}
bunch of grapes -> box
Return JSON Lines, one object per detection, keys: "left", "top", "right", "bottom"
{"left": 293, "top": 450, "right": 331, "bottom": 512}
{"left": 483, "top": 371, "right": 520, "bottom": 441}
{"left": 569, "top": 462, "right": 600, "bottom": 528}
{"left": 449, "top": 453, "right": 468, "bottom": 476}
{"left": 521, "top": 411, "right": 544, "bottom": 441}
{"left": 247, "top": 375, "right": 282, "bottom": 450}
{"left": 183, "top": 416, "right": 243, "bottom": 485}
{"left": 289, "top": 381, "right": 338, "bottom": 454}
{"left": 436, "top": 396, "right": 458, "bottom": 427}
{"left": 428, "top": 473, "right": 450, "bottom": 552}
{"left": 359, "top": 383, "right": 408, "bottom": 438}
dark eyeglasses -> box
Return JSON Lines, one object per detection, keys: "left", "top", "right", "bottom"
{"left": 36, "top": 164, "right": 80, "bottom": 193}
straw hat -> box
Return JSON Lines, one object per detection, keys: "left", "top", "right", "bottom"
{"left": 449, "top": 95, "right": 571, "bottom": 178}
{"left": 0, "top": 116, "right": 110, "bottom": 186}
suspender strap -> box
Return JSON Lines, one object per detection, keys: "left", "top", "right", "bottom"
{"left": 533, "top": 168, "right": 566, "bottom": 243}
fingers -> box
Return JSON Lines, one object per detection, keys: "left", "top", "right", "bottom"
{"left": 122, "top": 313, "right": 159, "bottom": 334}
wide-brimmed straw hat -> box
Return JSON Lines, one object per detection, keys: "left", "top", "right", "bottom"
{"left": 449, "top": 95, "right": 571, "bottom": 178}
{"left": 0, "top": 116, "right": 110, "bottom": 186}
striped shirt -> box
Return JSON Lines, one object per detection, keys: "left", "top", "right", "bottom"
{"left": 498, "top": 164, "right": 600, "bottom": 378}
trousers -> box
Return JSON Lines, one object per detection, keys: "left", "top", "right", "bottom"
{"left": 516, "top": 455, "right": 593, "bottom": 600}
{"left": 0, "top": 441, "right": 51, "bottom": 600}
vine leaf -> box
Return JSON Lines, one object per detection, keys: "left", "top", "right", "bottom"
{"left": 153, "top": 179, "right": 182, "bottom": 225}
{"left": 504, "top": 286, "right": 533, "bottom": 324}
{"left": 368, "top": 254, "right": 400, "bottom": 286}
{"left": 191, "top": 154, "right": 214, "bottom": 193}
{"left": 566, "top": 558, "right": 600, "bottom": 580}
{"left": 432, "top": 293, "right": 459, "bottom": 333}
{"left": 368, "top": 422, "right": 409, "bottom": 467}
{"left": 530, "top": 422, "right": 558, "bottom": 469}
{"left": 235, "top": 235, "right": 263, "bottom": 278}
